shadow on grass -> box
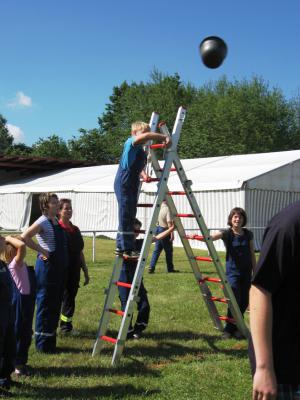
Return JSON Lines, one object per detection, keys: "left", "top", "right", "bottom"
{"left": 16, "top": 383, "right": 160, "bottom": 399}
{"left": 32, "top": 362, "right": 160, "bottom": 378}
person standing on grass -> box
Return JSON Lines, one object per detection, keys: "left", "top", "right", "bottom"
{"left": 249, "top": 201, "right": 300, "bottom": 400}
{"left": 114, "top": 121, "right": 171, "bottom": 260}
{"left": 148, "top": 200, "right": 178, "bottom": 273}
{"left": 21, "top": 193, "right": 68, "bottom": 353}
{"left": 0, "top": 235, "right": 15, "bottom": 395}
{"left": 199, "top": 207, "right": 256, "bottom": 339}
{"left": 58, "top": 198, "right": 90, "bottom": 334}
{"left": 118, "top": 218, "right": 174, "bottom": 339}
{"left": 3, "top": 235, "right": 36, "bottom": 377}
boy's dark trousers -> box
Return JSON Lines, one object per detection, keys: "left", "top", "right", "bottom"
{"left": 12, "top": 266, "right": 36, "bottom": 366}
{"left": 118, "top": 261, "right": 150, "bottom": 334}
{"left": 224, "top": 272, "right": 251, "bottom": 334}
{"left": 60, "top": 259, "right": 81, "bottom": 332}
{"left": 149, "top": 226, "right": 174, "bottom": 272}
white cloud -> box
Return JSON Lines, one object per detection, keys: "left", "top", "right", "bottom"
{"left": 6, "top": 123, "right": 25, "bottom": 144}
{"left": 7, "top": 91, "right": 32, "bottom": 108}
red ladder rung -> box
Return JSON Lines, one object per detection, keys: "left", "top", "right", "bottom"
{"left": 219, "top": 316, "right": 236, "bottom": 324}
{"left": 167, "top": 191, "right": 186, "bottom": 195}
{"left": 199, "top": 277, "right": 222, "bottom": 284}
{"left": 150, "top": 143, "right": 166, "bottom": 149}
{"left": 115, "top": 281, "right": 132, "bottom": 289}
{"left": 210, "top": 296, "right": 229, "bottom": 304}
{"left": 134, "top": 229, "right": 145, "bottom": 234}
{"left": 185, "top": 235, "right": 204, "bottom": 241}
{"left": 108, "top": 308, "right": 124, "bottom": 316}
{"left": 177, "top": 213, "right": 195, "bottom": 218}
{"left": 137, "top": 204, "right": 153, "bottom": 207}
{"left": 143, "top": 177, "right": 160, "bottom": 182}
{"left": 159, "top": 168, "right": 176, "bottom": 172}
{"left": 100, "top": 335, "right": 117, "bottom": 344}
{"left": 195, "top": 256, "right": 213, "bottom": 262}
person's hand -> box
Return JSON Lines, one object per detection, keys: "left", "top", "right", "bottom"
{"left": 143, "top": 174, "right": 151, "bottom": 183}
{"left": 164, "top": 136, "right": 172, "bottom": 148}
{"left": 41, "top": 249, "right": 49, "bottom": 260}
{"left": 252, "top": 367, "right": 277, "bottom": 400}
{"left": 83, "top": 267, "right": 90, "bottom": 286}
{"left": 170, "top": 231, "right": 174, "bottom": 242}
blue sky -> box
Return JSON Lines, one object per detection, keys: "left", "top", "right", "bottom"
{"left": 0, "top": 0, "right": 299, "bottom": 146}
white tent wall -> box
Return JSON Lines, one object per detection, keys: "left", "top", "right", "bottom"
{"left": 0, "top": 193, "right": 32, "bottom": 231}
{"left": 246, "top": 189, "right": 300, "bottom": 249}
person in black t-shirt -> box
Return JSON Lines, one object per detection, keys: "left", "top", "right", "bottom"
{"left": 249, "top": 201, "right": 300, "bottom": 400}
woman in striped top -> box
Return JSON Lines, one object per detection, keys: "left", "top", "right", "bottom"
{"left": 21, "top": 193, "right": 68, "bottom": 353}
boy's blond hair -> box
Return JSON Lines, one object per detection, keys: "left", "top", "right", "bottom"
{"left": 0, "top": 235, "right": 23, "bottom": 263}
{"left": 131, "top": 121, "right": 150, "bottom": 133}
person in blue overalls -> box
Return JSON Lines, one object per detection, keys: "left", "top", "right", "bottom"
{"left": 201, "top": 207, "right": 256, "bottom": 339}
{"left": 22, "top": 193, "right": 68, "bottom": 353}
{"left": 118, "top": 218, "right": 174, "bottom": 339}
{"left": 0, "top": 235, "right": 16, "bottom": 395}
{"left": 4, "top": 235, "right": 36, "bottom": 377}
{"left": 114, "top": 121, "right": 171, "bottom": 259}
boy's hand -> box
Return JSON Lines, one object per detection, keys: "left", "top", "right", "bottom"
{"left": 164, "top": 136, "right": 172, "bottom": 148}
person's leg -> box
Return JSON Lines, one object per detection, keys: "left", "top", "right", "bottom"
{"left": 162, "top": 236, "right": 174, "bottom": 272}
{"left": 15, "top": 294, "right": 35, "bottom": 367}
{"left": 0, "top": 321, "right": 16, "bottom": 389}
{"left": 134, "top": 280, "right": 150, "bottom": 334}
{"left": 224, "top": 275, "right": 241, "bottom": 335}
{"left": 118, "top": 263, "right": 134, "bottom": 335}
{"left": 149, "top": 227, "right": 164, "bottom": 272}
{"left": 60, "top": 266, "right": 80, "bottom": 333}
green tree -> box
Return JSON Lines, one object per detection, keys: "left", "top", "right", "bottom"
{"left": 31, "top": 135, "right": 71, "bottom": 159}
{"left": 0, "top": 114, "right": 14, "bottom": 154}
{"left": 5, "top": 143, "right": 33, "bottom": 156}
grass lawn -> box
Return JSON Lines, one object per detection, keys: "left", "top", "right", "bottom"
{"left": 11, "top": 237, "right": 252, "bottom": 399}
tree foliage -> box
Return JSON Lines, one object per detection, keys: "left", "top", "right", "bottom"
{"left": 0, "top": 114, "right": 14, "bottom": 154}
{"left": 31, "top": 135, "right": 71, "bottom": 159}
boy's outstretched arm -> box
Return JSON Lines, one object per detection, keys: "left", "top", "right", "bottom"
{"left": 134, "top": 132, "right": 171, "bottom": 146}
{"left": 153, "top": 224, "right": 175, "bottom": 242}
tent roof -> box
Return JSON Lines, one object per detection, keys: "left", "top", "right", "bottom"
{"left": 0, "top": 150, "right": 300, "bottom": 193}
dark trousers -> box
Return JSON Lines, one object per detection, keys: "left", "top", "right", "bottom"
{"left": 118, "top": 264, "right": 150, "bottom": 333}
{"left": 114, "top": 173, "right": 138, "bottom": 252}
{"left": 60, "top": 263, "right": 81, "bottom": 332}
{"left": 35, "top": 256, "right": 65, "bottom": 352}
{"left": 149, "top": 226, "right": 174, "bottom": 272}
{"left": 0, "top": 312, "right": 15, "bottom": 389}
{"left": 225, "top": 272, "right": 251, "bottom": 333}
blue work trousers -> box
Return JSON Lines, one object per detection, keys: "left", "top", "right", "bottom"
{"left": 149, "top": 226, "right": 174, "bottom": 272}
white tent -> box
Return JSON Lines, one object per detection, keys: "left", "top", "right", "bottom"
{"left": 1, "top": 150, "right": 300, "bottom": 251}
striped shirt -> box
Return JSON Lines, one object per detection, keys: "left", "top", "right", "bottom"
{"left": 35, "top": 215, "right": 56, "bottom": 252}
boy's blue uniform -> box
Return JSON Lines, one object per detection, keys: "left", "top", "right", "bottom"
{"left": 12, "top": 266, "right": 36, "bottom": 366}
{"left": 222, "top": 228, "right": 253, "bottom": 334}
{"left": 0, "top": 261, "right": 16, "bottom": 390}
{"left": 35, "top": 222, "right": 68, "bottom": 353}
{"left": 118, "top": 239, "right": 150, "bottom": 335}
{"left": 114, "top": 137, "right": 147, "bottom": 252}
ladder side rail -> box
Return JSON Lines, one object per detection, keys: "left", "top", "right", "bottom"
{"left": 92, "top": 256, "right": 124, "bottom": 356}
{"left": 160, "top": 124, "right": 249, "bottom": 337}
{"left": 149, "top": 146, "right": 223, "bottom": 330}
{"left": 112, "top": 108, "right": 185, "bottom": 364}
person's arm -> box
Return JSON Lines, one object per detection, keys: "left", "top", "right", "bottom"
{"left": 21, "top": 223, "right": 49, "bottom": 258}
{"left": 250, "top": 240, "right": 256, "bottom": 271}
{"left": 134, "top": 132, "right": 171, "bottom": 147}
{"left": 80, "top": 251, "right": 90, "bottom": 286}
{"left": 5, "top": 236, "right": 26, "bottom": 266}
{"left": 197, "top": 231, "right": 223, "bottom": 242}
{"left": 153, "top": 224, "right": 174, "bottom": 242}
{"left": 250, "top": 284, "right": 277, "bottom": 400}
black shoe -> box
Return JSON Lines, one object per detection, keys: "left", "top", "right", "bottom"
{"left": 114, "top": 248, "right": 124, "bottom": 256}
{"left": 148, "top": 268, "right": 155, "bottom": 274}
{"left": 127, "top": 330, "right": 134, "bottom": 339}
{"left": 14, "top": 365, "right": 31, "bottom": 377}
{"left": 123, "top": 251, "right": 140, "bottom": 260}
{"left": 221, "top": 331, "right": 233, "bottom": 339}
{"left": 233, "top": 330, "right": 245, "bottom": 340}
{"left": 133, "top": 332, "right": 142, "bottom": 340}
{"left": 168, "top": 269, "right": 180, "bottom": 273}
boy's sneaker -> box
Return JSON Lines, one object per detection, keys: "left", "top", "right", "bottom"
{"left": 148, "top": 268, "right": 155, "bottom": 274}
{"left": 14, "top": 365, "right": 31, "bottom": 377}
{"left": 114, "top": 248, "right": 124, "bottom": 256}
{"left": 133, "top": 332, "right": 142, "bottom": 340}
{"left": 122, "top": 251, "right": 140, "bottom": 260}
